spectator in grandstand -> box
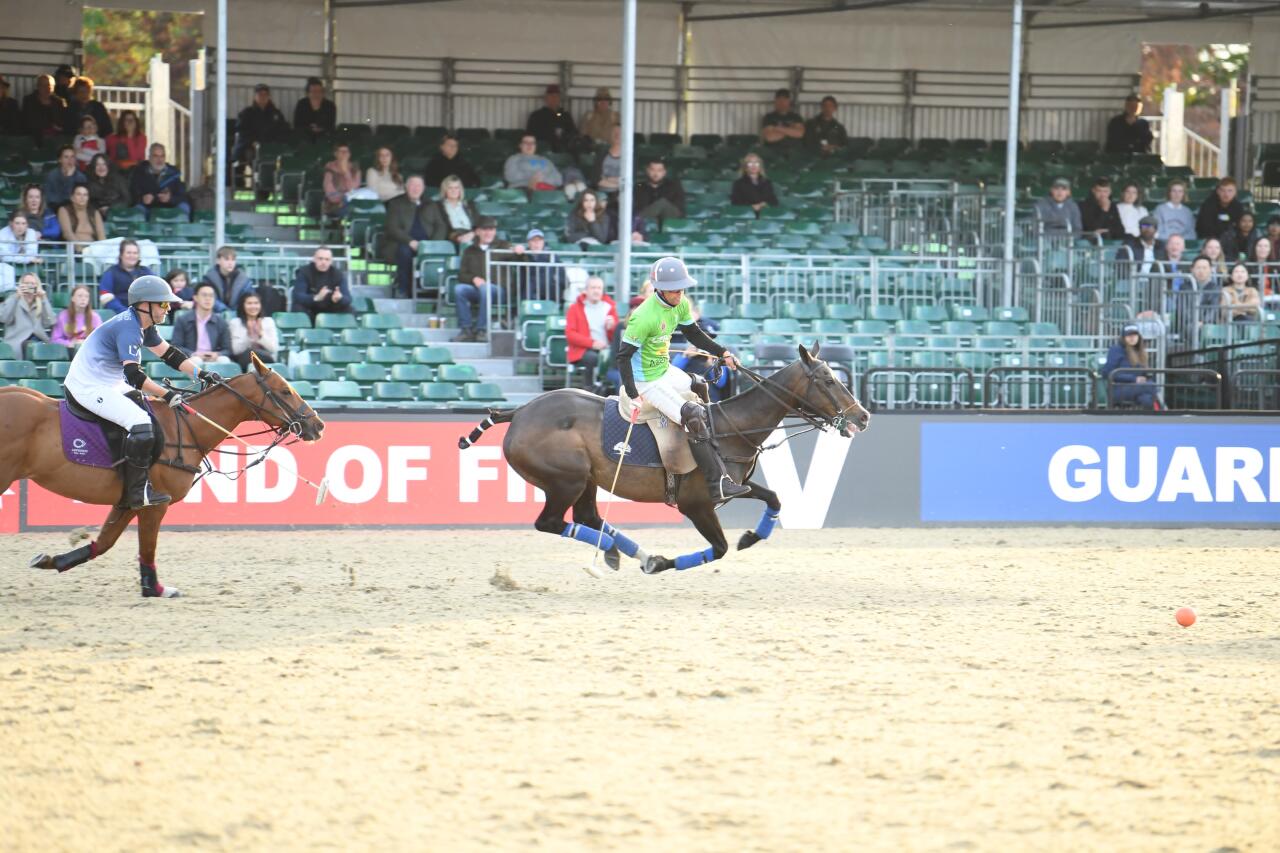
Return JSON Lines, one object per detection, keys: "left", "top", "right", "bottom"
{"left": 1266, "top": 215, "right": 1280, "bottom": 262}
{"left": 1222, "top": 209, "right": 1259, "bottom": 261}
{"left": 98, "top": 240, "right": 154, "bottom": 313}
{"left": 292, "top": 246, "right": 354, "bottom": 322}
{"left": 673, "top": 349, "right": 732, "bottom": 402}
{"left": 760, "top": 88, "right": 804, "bottom": 152}
{"left": 1080, "top": 177, "right": 1125, "bottom": 241}
{"left": 1116, "top": 182, "right": 1149, "bottom": 238}
{"left": 634, "top": 157, "right": 687, "bottom": 226}
{"left": 86, "top": 154, "right": 130, "bottom": 217}
{"left": 505, "top": 133, "right": 564, "bottom": 192}
{"left": 201, "top": 246, "right": 257, "bottom": 313}
{"left": 591, "top": 125, "right": 623, "bottom": 195}
{"left": 56, "top": 185, "right": 105, "bottom": 252}
{"left": 425, "top": 176, "right": 479, "bottom": 248}
{"left": 1104, "top": 95, "right": 1153, "bottom": 155}
{"left": 72, "top": 115, "right": 104, "bottom": 172}
{"left": 580, "top": 88, "right": 618, "bottom": 146}
{"left": 1220, "top": 262, "right": 1261, "bottom": 322}
{"left": 1153, "top": 180, "right": 1196, "bottom": 241}
{"left": 1117, "top": 215, "right": 1166, "bottom": 274}
{"left": 1190, "top": 256, "right": 1219, "bottom": 315}
{"left": 365, "top": 146, "right": 404, "bottom": 202}
{"left": 1196, "top": 177, "right": 1244, "bottom": 241}
{"left": 1247, "top": 238, "right": 1276, "bottom": 301}
{"left": 232, "top": 84, "right": 290, "bottom": 186}
{"left": 164, "top": 268, "right": 195, "bottom": 309}
{"left": 0, "top": 75, "right": 21, "bottom": 136}
{"left": 42, "top": 145, "right": 87, "bottom": 208}
{"left": 383, "top": 175, "right": 432, "bottom": 298}
{"left": 321, "top": 142, "right": 361, "bottom": 217}
{"left": 1159, "top": 234, "right": 1190, "bottom": 313}
{"left": 293, "top": 77, "right": 336, "bottom": 140}
{"left": 67, "top": 76, "right": 113, "bottom": 138}
{"left": 173, "top": 281, "right": 233, "bottom": 363}
{"left": 527, "top": 84, "right": 579, "bottom": 154}
{"left": 565, "top": 275, "right": 618, "bottom": 390}
{"left": 1103, "top": 324, "right": 1158, "bottom": 410}
{"left": 21, "top": 74, "right": 68, "bottom": 140}
{"left": 1033, "top": 178, "right": 1082, "bottom": 234}
{"left": 130, "top": 143, "right": 190, "bottom": 219}
{"left": 1, "top": 272, "right": 55, "bottom": 356}
{"left": 455, "top": 216, "right": 525, "bottom": 342}
{"left": 730, "top": 153, "right": 779, "bottom": 214}
{"left": 565, "top": 190, "right": 613, "bottom": 246}
{"left": 520, "top": 228, "right": 565, "bottom": 302}
{"left": 0, "top": 211, "right": 40, "bottom": 264}
{"left": 805, "top": 96, "right": 848, "bottom": 157}
{"left": 50, "top": 284, "right": 101, "bottom": 349}
{"left": 424, "top": 134, "right": 480, "bottom": 189}
{"left": 228, "top": 290, "right": 279, "bottom": 369}
{"left": 52, "top": 65, "right": 76, "bottom": 102}
{"left": 105, "top": 111, "right": 147, "bottom": 171}
{"left": 16, "top": 185, "right": 58, "bottom": 241}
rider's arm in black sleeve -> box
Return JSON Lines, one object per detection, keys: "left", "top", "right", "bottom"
{"left": 615, "top": 340, "right": 641, "bottom": 399}
{"left": 678, "top": 321, "right": 726, "bottom": 358}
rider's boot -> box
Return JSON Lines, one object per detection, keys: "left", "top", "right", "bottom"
{"left": 681, "top": 401, "right": 750, "bottom": 501}
{"left": 123, "top": 424, "right": 171, "bottom": 510}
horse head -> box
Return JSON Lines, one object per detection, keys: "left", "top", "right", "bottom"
{"left": 228, "top": 353, "right": 326, "bottom": 442}
{"left": 769, "top": 343, "right": 871, "bottom": 437}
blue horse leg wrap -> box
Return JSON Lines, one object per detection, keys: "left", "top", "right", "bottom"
{"left": 754, "top": 509, "right": 780, "bottom": 540}
{"left": 562, "top": 522, "right": 615, "bottom": 551}
{"left": 674, "top": 547, "right": 717, "bottom": 571}
{"left": 601, "top": 522, "right": 640, "bottom": 558}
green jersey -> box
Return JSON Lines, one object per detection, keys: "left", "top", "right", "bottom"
{"left": 621, "top": 293, "right": 693, "bottom": 382}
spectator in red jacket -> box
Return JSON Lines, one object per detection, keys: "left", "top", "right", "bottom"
{"left": 565, "top": 275, "right": 618, "bottom": 389}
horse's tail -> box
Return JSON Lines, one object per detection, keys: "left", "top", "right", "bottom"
{"left": 457, "top": 407, "right": 517, "bottom": 449}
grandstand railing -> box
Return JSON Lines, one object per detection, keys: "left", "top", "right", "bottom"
{"left": 1106, "top": 367, "right": 1223, "bottom": 411}
{"left": 1168, "top": 335, "right": 1280, "bottom": 410}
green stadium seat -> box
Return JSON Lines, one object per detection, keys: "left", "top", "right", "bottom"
{"left": 319, "top": 345, "right": 364, "bottom": 364}
{"left": 0, "top": 342, "right": 16, "bottom": 360}
{"left": 296, "top": 328, "right": 337, "bottom": 347}
{"left": 413, "top": 346, "right": 454, "bottom": 366}
{"left": 993, "top": 306, "right": 1029, "bottom": 324}
{"left": 386, "top": 328, "right": 424, "bottom": 347}
{"left": 1027, "top": 321, "right": 1061, "bottom": 337}
{"left": 783, "top": 302, "right": 823, "bottom": 322}
{"left": 948, "top": 304, "right": 990, "bottom": 323}
{"left": 294, "top": 363, "right": 337, "bottom": 382}
{"left": 699, "top": 301, "right": 732, "bottom": 321}
{"left": 361, "top": 313, "right": 401, "bottom": 330}
{"left": 19, "top": 378, "right": 63, "bottom": 397}
{"left": 315, "top": 313, "right": 358, "bottom": 330}
{"left": 289, "top": 380, "right": 317, "bottom": 399}
{"left": 27, "top": 342, "right": 70, "bottom": 363}
{"left": 45, "top": 361, "right": 71, "bottom": 379}
{"left": 811, "top": 318, "right": 850, "bottom": 339}
{"left": 365, "top": 345, "right": 409, "bottom": 364}
{"left": 420, "top": 381, "right": 462, "bottom": 402}
{"left": 390, "top": 364, "right": 433, "bottom": 382}
{"left": 911, "top": 305, "right": 949, "bottom": 326}
{"left": 926, "top": 335, "right": 961, "bottom": 350}
{"left": 895, "top": 320, "right": 932, "bottom": 336}
{"left": 941, "top": 320, "right": 979, "bottom": 337}
{"left": 340, "top": 328, "right": 382, "bottom": 346}
{"left": 983, "top": 321, "right": 1024, "bottom": 338}
{"left": 719, "top": 318, "right": 759, "bottom": 336}
{"left": 346, "top": 362, "right": 387, "bottom": 383}
{"left": 372, "top": 381, "right": 416, "bottom": 402}
{"left": 762, "top": 318, "right": 801, "bottom": 335}
{"left": 316, "top": 380, "right": 364, "bottom": 401}
{"left": 0, "top": 360, "right": 37, "bottom": 379}
{"left": 736, "top": 303, "right": 773, "bottom": 321}
{"left": 437, "top": 363, "right": 479, "bottom": 383}
{"left": 146, "top": 363, "right": 187, "bottom": 381}
{"left": 274, "top": 312, "right": 312, "bottom": 332}
{"left": 823, "top": 304, "right": 863, "bottom": 322}
{"left": 463, "top": 382, "right": 505, "bottom": 402}
{"left": 852, "top": 320, "right": 891, "bottom": 335}
{"left": 867, "top": 304, "right": 902, "bottom": 322}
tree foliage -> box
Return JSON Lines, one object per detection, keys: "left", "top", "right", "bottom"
{"left": 82, "top": 8, "right": 203, "bottom": 101}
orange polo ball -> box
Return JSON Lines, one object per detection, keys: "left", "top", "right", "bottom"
{"left": 1175, "top": 607, "right": 1196, "bottom": 628}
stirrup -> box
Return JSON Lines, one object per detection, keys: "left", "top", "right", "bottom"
{"left": 711, "top": 474, "right": 751, "bottom": 501}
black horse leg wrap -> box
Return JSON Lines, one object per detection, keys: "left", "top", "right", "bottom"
{"left": 55, "top": 540, "right": 99, "bottom": 573}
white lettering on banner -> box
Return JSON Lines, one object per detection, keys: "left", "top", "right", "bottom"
{"left": 326, "top": 446, "right": 383, "bottom": 503}
{"left": 1156, "top": 447, "right": 1213, "bottom": 503}
{"left": 1272, "top": 448, "right": 1280, "bottom": 503}
{"left": 756, "top": 429, "right": 853, "bottom": 529}
{"left": 1216, "top": 447, "right": 1266, "bottom": 503}
{"left": 1106, "top": 446, "right": 1158, "bottom": 503}
{"left": 460, "top": 445, "right": 502, "bottom": 502}
{"left": 245, "top": 446, "right": 298, "bottom": 503}
{"left": 387, "top": 446, "right": 431, "bottom": 503}
{"left": 1048, "top": 445, "right": 1102, "bottom": 502}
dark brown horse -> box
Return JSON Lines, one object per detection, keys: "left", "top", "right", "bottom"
{"left": 460, "top": 344, "right": 871, "bottom": 573}
{"left": 0, "top": 354, "right": 324, "bottom": 597}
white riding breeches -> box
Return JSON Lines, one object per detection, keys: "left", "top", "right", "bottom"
{"left": 64, "top": 376, "right": 152, "bottom": 430}
{"left": 635, "top": 364, "right": 695, "bottom": 423}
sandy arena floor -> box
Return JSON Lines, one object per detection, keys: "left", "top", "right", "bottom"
{"left": 0, "top": 526, "right": 1277, "bottom": 852}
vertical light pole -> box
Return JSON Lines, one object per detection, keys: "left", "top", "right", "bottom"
{"left": 215, "top": 0, "right": 228, "bottom": 249}
{"left": 1002, "top": 0, "right": 1023, "bottom": 307}
{"left": 617, "top": 0, "right": 638, "bottom": 308}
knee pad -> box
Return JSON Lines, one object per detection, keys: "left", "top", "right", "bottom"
{"left": 680, "top": 401, "right": 709, "bottom": 440}
{"left": 124, "top": 424, "right": 156, "bottom": 466}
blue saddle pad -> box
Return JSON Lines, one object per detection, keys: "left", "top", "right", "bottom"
{"left": 601, "top": 398, "right": 665, "bottom": 468}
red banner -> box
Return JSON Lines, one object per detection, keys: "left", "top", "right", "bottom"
{"left": 0, "top": 485, "right": 17, "bottom": 533}
{"left": 20, "top": 419, "right": 681, "bottom": 529}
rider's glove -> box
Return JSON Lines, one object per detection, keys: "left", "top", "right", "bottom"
{"left": 163, "top": 389, "right": 185, "bottom": 409}
{"left": 197, "top": 369, "right": 221, "bottom": 387}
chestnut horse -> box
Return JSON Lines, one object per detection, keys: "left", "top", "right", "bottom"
{"left": 0, "top": 354, "right": 324, "bottom": 597}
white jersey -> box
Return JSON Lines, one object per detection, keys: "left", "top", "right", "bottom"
{"left": 65, "top": 307, "right": 162, "bottom": 388}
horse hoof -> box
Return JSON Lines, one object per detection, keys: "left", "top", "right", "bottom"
{"left": 642, "top": 555, "right": 671, "bottom": 575}
{"left": 604, "top": 546, "right": 621, "bottom": 571}
{"left": 29, "top": 553, "right": 54, "bottom": 571}
{"left": 737, "top": 531, "right": 762, "bottom": 551}
{"left": 142, "top": 584, "right": 181, "bottom": 599}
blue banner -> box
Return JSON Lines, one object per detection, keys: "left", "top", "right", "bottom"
{"left": 921, "top": 422, "right": 1280, "bottom": 522}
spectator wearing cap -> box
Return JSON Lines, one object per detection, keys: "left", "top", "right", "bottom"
{"left": 67, "top": 76, "right": 113, "bottom": 137}
{"left": 0, "top": 75, "right": 21, "bottom": 135}
{"left": 805, "top": 96, "right": 848, "bottom": 157}
{"left": 21, "top": 74, "right": 68, "bottom": 140}
{"left": 634, "top": 157, "right": 686, "bottom": 226}
{"left": 565, "top": 275, "right": 618, "bottom": 389}
{"left": 1033, "top": 178, "right": 1082, "bottom": 234}
{"left": 761, "top": 88, "right": 805, "bottom": 153}
{"left": 382, "top": 174, "right": 432, "bottom": 298}
{"left": 1118, "top": 215, "right": 1167, "bottom": 275}
{"left": 527, "top": 84, "right": 579, "bottom": 154}
{"left": 293, "top": 77, "right": 336, "bottom": 141}
{"left": 1105, "top": 95, "right": 1153, "bottom": 155}
{"left": 231, "top": 84, "right": 290, "bottom": 186}
{"left": 455, "top": 216, "right": 526, "bottom": 342}
{"left": 1196, "top": 177, "right": 1245, "bottom": 241}
{"left": 1080, "top": 177, "right": 1126, "bottom": 241}
{"left": 521, "top": 228, "right": 566, "bottom": 302}
{"left": 52, "top": 65, "right": 76, "bottom": 102}
{"left": 1153, "top": 180, "right": 1197, "bottom": 242}
{"left": 424, "top": 175, "right": 480, "bottom": 248}
{"left": 424, "top": 134, "right": 481, "bottom": 189}
{"left": 1103, "top": 324, "right": 1159, "bottom": 410}
{"left": 580, "top": 88, "right": 618, "bottom": 146}
{"left": 730, "top": 153, "right": 779, "bottom": 214}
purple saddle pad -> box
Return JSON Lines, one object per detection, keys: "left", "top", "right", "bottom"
{"left": 59, "top": 401, "right": 120, "bottom": 469}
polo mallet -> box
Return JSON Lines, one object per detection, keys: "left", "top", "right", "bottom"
{"left": 585, "top": 404, "right": 639, "bottom": 579}
{"left": 174, "top": 401, "right": 330, "bottom": 505}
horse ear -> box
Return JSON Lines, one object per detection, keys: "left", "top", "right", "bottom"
{"left": 249, "top": 351, "right": 268, "bottom": 374}
{"left": 810, "top": 340, "right": 822, "bottom": 358}
{"left": 798, "top": 343, "right": 812, "bottom": 364}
